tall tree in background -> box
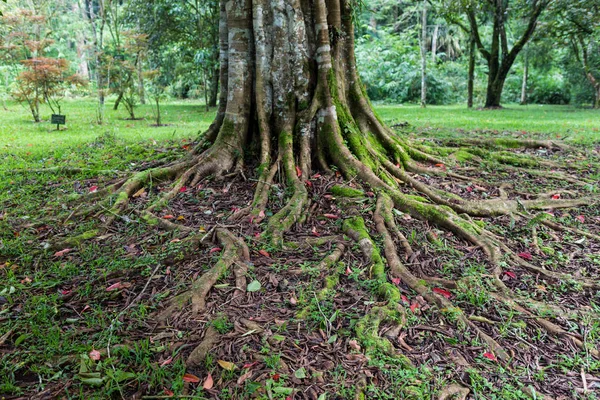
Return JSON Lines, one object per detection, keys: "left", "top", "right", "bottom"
{"left": 420, "top": 0, "right": 427, "bottom": 107}
{"left": 443, "top": 0, "right": 550, "bottom": 108}
{"left": 550, "top": 0, "right": 600, "bottom": 108}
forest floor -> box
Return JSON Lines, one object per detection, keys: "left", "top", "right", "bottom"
{"left": 1, "top": 100, "right": 599, "bottom": 399}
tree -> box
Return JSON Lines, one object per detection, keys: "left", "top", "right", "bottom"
{"left": 86, "top": 0, "right": 598, "bottom": 390}
{"left": 550, "top": 0, "right": 600, "bottom": 108}
{"left": 442, "top": 0, "right": 550, "bottom": 108}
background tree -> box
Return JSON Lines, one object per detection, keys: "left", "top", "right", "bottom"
{"left": 441, "top": 0, "right": 550, "bottom": 108}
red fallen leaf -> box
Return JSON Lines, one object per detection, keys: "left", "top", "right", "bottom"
{"left": 243, "top": 361, "right": 259, "bottom": 369}
{"left": 335, "top": 171, "right": 341, "bottom": 177}
{"left": 323, "top": 213, "right": 339, "bottom": 219}
{"left": 504, "top": 271, "right": 517, "bottom": 279}
{"left": 258, "top": 249, "right": 270, "bottom": 258}
{"left": 89, "top": 349, "right": 101, "bottom": 361}
{"left": 60, "top": 289, "right": 72, "bottom": 296}
{"left": 345, "top": 266, "right": 352, "bottom": 275}
{"left": 21, "top": 276, "right": 32, "bottom": 284}
{"left": 258, "top": 210, "right": 265, "bottom": 219}
{"left": 272, "top": 373, "right": 280, "bottom": 382}
{"left": 209, "top": 247, "right": 222, "bottom": 253}
{"left": 518, "top": 252, "right": 533, "bottom": 261}
{"left": 296, "top": 166, "right": 302, "bottom": 177}
{"left": 396, "top": 163, "right": 401, "bottom": 168}
{"left": 435, "top": 163, "right": 446, "bottom": 170}
{"left": 433, "top": 287, "right": 452, "bottom": 299}
{"left": 160, "top": 357, "right": 173, "bottom": 367}
{"left": 401, "top": 295, "right": 409, "bottom": 303}
{"left": 179, "top": 186, "right": 187, "bottom": 193}
{"left": 466, "top": 186, "right": 473, "bottom": 193}
{"left": 482, "top": 352, "right": 497, "bottom": 361}
{"left": 305, "top": 180, "right": 312, "bottom": 187}
{"left": 182, "top": 144, "right": 190, "bottom": 150}
{"left": 311, "top": 226, "right": 320, "bottom": 237}
{"left": 106, "top": 282, "right": 126, "bottom": 291}
{"left": 163, "top": 388, "right": 174, "bottom": 397}
{"left": 254, "top": 232, "right": 261, "bottom": 238}
{"left": 89, "top": 185, "right": 98, "bottom": 193}
{"left": 366, "top": 191, "right": 375, "bottom": 197}
{"left": 54, "top": 248, "right": 73, "bottom": 257}
{"left": 163, "top": 214, "right": 175, "bottom": 219}
{"left": 392, "top": 277, "right": 401, "bottom": 285}
{"left": 324, "top": 194, "right": 333, "bottom": 200}
{"left": 203, "top": 373, "right": 214, "bottom": 389}
{"left": 552, "top": 194, "right": 561, "bottom": 200}
{"left": 312, "top": 173, "right": 322, "bottom": 179}
{"left": 410, "top": 302, "right": 419, "bottom": 312}
{"left": 231, "top": 206, "right": 240, "bottom": 212}
{"left": 575, "top": 215, "right": 585, "bottom": 223}
{"left": 81, "top": 305, "right": 91, "bottom": 313}
{"left": 182, "top": 373, "right": 200, "bottom": 383}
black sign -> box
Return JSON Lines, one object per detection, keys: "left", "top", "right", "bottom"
{"left": 51, "top": 114, "right": 66, "bottom": 125}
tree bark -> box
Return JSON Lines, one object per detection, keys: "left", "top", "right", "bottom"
{"left": 208, "top": 66, "right": 219, "bottom": 107}
{"left": 431, "top": 24, "right": 439, "bottom": 63}
{"left": 520, "top": 47, "right": 529, "bottom": 105}
{"left": 420, "top": 2, "right": 427, "bottom": 107}
{"left": 467, "top": 35, "right": 475, "bottom": 108}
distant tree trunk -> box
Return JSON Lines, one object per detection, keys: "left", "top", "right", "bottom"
{"left": 114, "top": 91, "right": 123, "bottom": 110}
{"left": 520, "top": 47, "right": 529, "bottom": 105}
{"left": 420, "top": 2, "right": 427, "bottom": 107}
{"left": 431, "top": 24, "right": 439, "bottom": 62}
{"left": 468, "top": 35, "right": 475, "bottom": 108}
{"left": 138, "top": 58, "right": 145, "bottom": 104}
{"left": 208, "top": 67, "right": 219, "bottom": 107}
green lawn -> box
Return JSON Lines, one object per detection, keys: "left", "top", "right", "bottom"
{"left": 0, "top": 98, "right": 216, "bottom": 157}
{"left": 1, "top": 100, "right": 598, "bottom": 158}
{"left": 376, "top": 103, "right": 600, "bottom": 144}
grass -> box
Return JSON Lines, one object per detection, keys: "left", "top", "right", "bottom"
{"left": 376, "top": 103, "right": 600, "bottom": 144}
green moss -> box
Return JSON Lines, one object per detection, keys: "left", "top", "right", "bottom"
{"left": 493, "top": 151, "right": 539, "bottom": 168}
{"left": 494, "top": 138, "right": 523, "bottom": 149}
{"left": 378, "top": 282, "right": 401, "bottom": 303}
{"left": 330, "top": 185, "right": 364, "bottom": 198}
{"left": 405, "top": 194, "right": 430, "bottom": 203}
{"left": 64, "top": 229, "right": 99, "bottom": 246}
{"left": 454, "top": 149, "right": 474, "bottom": 162}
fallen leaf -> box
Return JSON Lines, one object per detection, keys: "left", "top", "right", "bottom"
{"left": 345, "top": 266, "right": 352, "bottom": 275}
{"left": 247, "top": 280, "right": 261, "bottom": 292}
{"left": 410, "top": 302, "right": 420, "bottom": 312}
{"left": 132, "top": 188, "right": 146, "bottom": 198}
{"left": 311, "top": 226, "right": 320, "bottom": 237}
{"left": 391, "top": 277, "right": 401, "bottom": 285}
{"left": 163, "top": 214, "right": 175, "bottom": 219}
{"left": 295, "top": 166, "right": 302, "bottom": 177}
{"left": 312, "top": 173, "right": 321, "bottom": 179}
{"left": 518, "top": 252, "right": 533, "bottom": 261}
{"left": 551, "top": 194, "right": 561, "bottom": 200}
{"left": 163, "top": 388, "right": 174, "bottom": 397}
{"left": 258, "top": 210, "right": 265, "bottom": 219}
{"left": 177, "top": 216, "right": 185, "bottom": 221}
{"left": 243, "top": 361, "right": 259, "bottom": 369}
{"left": 401, "top": 295, "right": 409, "bottom": 303}
{"left": 433, "top": 287, "right": 452, "bottom": 299}
{"left": 217, "top": 360, "right": 236, "bottom": 371}
{"left": 466, "top": 186, "right": 473, "bottom": 193}
{"left": 348, "top": 340, "right": 361, "bottom": 351}
{"left": 160, "top": 357, "right": 172, "bottom": 367}
{"left": 209, "top": 247, "right": 222, "bottom": 254}
{"left": 575, "top": 215, "right": 585, "bottom": 223}
{"left": 89, "top": 349, "right": 101, "bottom": 361}
{"left": 272, "top": 373, "right": 280, "bottom": 382}
{"left": 89, "top": 185, "right": 98, "bottom": 193}
{"left": 237, "top": 370, "right": 253, "bottom": 385}
{"left": 21, "top": 276, "right": 32, "bottom": 284}
{"left": 183, "top": 373, "right": 200, "bottom": 383}
{"left": 482, "top": 352, "right": 497, "bottom": 361}
{"left": 54, "top": 248, "right": 73, "bottom": 257}
{"left": 179, "top": 186, "right": 187, "bottom": 193}
{"left": 105, "top": 282, "right": 131, "bottom": 291}
{"left": 504, "top": 271, "right": 517, "bottom": 279}
{"left": 258, "top": 249, "right": 270, "bottom": 257}
{"left": 323, "top": 213, "right": 339, "bottom": 219}
{"left": 203, "top": 373, "right": 213, "bottom": 389}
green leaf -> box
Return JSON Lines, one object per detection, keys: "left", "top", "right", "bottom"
{"left": 80, "top": 377, "right": 105, "bottom": 386}
{"left": 327, "top": 334, "right": 338, "bottom": 344}
{"left": 14, "top": 333, "right": 29, "bottom": 346}
{"left": 272, "top": 386, "right": 294, "bottom": 394}
{"left": 294, "top": 367, "right": 307, "bottom": 379}
{"left": 318, "top": 394, "right": 327, "bottom": 400}
{"left": 247, "top": 280, "right": 261, "bottom": 292}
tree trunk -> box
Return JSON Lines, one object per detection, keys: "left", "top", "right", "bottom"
{"left": 468, "top": 36, "right": 475, "bottom": 108}
{"left": 114, "top": 91, "right": 123, "bottom": 110}
{"left": 138, "top": 59, "right": 145, "bottom": 105}
{"left": 420, "top": 2, "right": 427, "bottom": 107}
{"left": 485, "top": 74, "right": 506, "bottom": 109}
{"left": 431, "top": 24, "right": 439, "bottom": 63}
{"left": 520, "top": 48, "right": 529, "bottom": 105}
{"left": 208, "top": 66, "right": 219, "bottom": 108}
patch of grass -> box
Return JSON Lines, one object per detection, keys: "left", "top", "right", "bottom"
{"left": 377, "top": 103, "right": 600, "bottom": 144}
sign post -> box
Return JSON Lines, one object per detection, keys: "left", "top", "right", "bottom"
{"left": 51, "top": 114, "right": 66, "bottom": 130}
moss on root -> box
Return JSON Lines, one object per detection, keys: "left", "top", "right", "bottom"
{"left": 330, "top": 185, "right": 365, "bottom": 198}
